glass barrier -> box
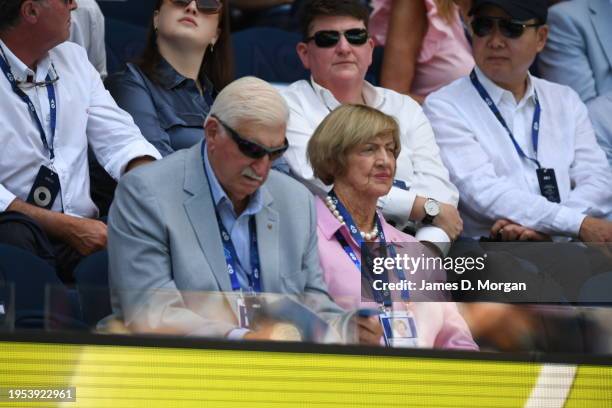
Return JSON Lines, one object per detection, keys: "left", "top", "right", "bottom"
{"left": 0, "top": 283, "right": 14, "bottom": 332}
{"left": 43, "top": 285, "right": 612, "bottom": 355}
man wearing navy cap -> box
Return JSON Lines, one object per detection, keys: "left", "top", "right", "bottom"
{"left": 423, "top": 0, "right": 612, "bottom": 243}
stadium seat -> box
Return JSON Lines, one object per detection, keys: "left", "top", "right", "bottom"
{"left": 232, "top": 27, "right": 309, "bottom": 84}
{"left": 0, "top": 244, "right": 82, "bottom": 329}
{"left": 104, "top": 18, "right": 148, "bottom": 75}
{"left": 73, "top": 250, "right": 112, "bottom": 327}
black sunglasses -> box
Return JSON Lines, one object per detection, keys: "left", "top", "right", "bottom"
{"left": 169, "top": 0, "right": 222, "bottom": 13}
{"left": 471, "top": 16, "right": 542, "bottom": 39}
{"left": 212, "top": 115, "right": 289, "bottom": 161}
{"left": 305, "top": 28, "right": 369, "bottom": 48}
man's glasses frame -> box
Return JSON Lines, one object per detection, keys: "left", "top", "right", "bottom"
{"left": 212, "top": 115, "right": 289, "bottom": 161}
{"left": 16, "top": 63, "right": 60, "bottom": 90}
{"left": 305, "top": 28, "right": 369, "bottom": 48}
{"left": 169, "top": 0, "right": 222, "bottom": 14}
{"left": 471, "top": 16, "right": 543, "bottom": 39}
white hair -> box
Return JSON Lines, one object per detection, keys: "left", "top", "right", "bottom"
{"left": 207, "top": 76, "right": 289, "bottom": 129}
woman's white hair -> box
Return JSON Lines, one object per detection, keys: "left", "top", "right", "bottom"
{"left": 207, "top": 76, "right": 289, "bottom": 129}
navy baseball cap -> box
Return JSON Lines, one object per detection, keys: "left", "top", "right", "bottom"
{"left": 469, "top": 0, "right": 548, "bottom": 23}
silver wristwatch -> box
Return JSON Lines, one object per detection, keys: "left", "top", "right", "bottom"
{"left": 422, "top": 198, "right": 440, "bottom": 224}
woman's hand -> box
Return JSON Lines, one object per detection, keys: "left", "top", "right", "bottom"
{"left": 352, "top": 315, "right": 384, "bottom": 346}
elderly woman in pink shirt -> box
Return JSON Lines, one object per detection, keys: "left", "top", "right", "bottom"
{"left": 307, "top": 104, "right": 477, "bottom": 350}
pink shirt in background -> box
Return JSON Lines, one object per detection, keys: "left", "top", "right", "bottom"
{"left": 369, "top": 0, "right": 475, "bottom": 97}
{"left": 315, "top": 197, "right": 478, "bottom": 350}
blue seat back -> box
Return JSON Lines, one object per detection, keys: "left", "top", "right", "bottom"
{"left": 73, "top": 250, "right": 112, "bottom": 326}
{"left": 0, "top": 244, "right": 81, "bottom": 329}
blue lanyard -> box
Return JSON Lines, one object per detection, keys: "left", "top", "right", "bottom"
{"left": 0, "top": 47, "right": 57, "bottom": 161}
{"left": 328, "top": 191, "right": 409, "bottom": 306}
{"left": 202, "top": 144, "right": 262, "bottom": 294}
{"left": 470, "top": 69, "right": 542, "bottom": 169}
{"left": 216, "top": 215, "right": 262, "bottom": 294}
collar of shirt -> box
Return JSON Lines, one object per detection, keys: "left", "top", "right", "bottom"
{"left": 315, "top": 196, "right": 388, "bottom": 246}
{"left": 156, "top": 56, "right": 214, "bottom": 94}
{"left": 473, "top": 66, "right": 536, "bottom": 110}
{"left": 0, "top": 39, "right": 52, "bottom": 83}
{"left": 309, "top": 76, "right": 385, "bottom": 110}
{"left": 202, "top": 142, "right": 264, "bottom": 219}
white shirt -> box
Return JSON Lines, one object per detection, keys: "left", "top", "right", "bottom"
{"left": 0, "top": 40, "right": 161, "bottom": 217}
{"left": 423, "top": 67, "right": 612, "bottom": 238}
{"left": 69, "top": 0, "right": 107, "bottom": 79}
{"left": 282, "top": 78, "right": 459, "bottom": 247}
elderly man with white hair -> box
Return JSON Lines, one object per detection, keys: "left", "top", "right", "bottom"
{"left": 107, "top": 76, "right": 378, "bottom": 343}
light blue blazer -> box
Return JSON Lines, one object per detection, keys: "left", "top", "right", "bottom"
{"left": 107, "top": 141, "right": 346, "bottom": 338}
{"left": 539, "top": 0, "right": 612, "bottom": 166}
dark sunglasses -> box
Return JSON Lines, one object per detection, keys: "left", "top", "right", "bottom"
{"left": 212, "top": 115, "right": 289, "bottom": 160}
{"left": 471, "top": 16, "right": 542, "bottom": 39}
{"left": 169, "top": 0, "right": 222, "bottom": 13}
{"left": 305, "top": 28, "right": 369, "bottom": 48}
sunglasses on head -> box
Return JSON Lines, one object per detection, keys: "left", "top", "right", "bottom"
{"left": 471, "top": 16, "right": 542, "bottom": 39}
{"left": 305, "top": 28, "right": 369, "bottom": 48}
{"left": 212, "top": 115, "right": 289, "bottom": 161}
{"left": 169, "top": 0, "right": 222, "bottom": 14}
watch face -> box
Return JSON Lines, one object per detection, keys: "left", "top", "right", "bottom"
{"left": 424, "top": 199, "right": 440, "bottom": 216}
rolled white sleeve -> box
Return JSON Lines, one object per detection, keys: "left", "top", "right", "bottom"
{"left": 85, "top": 59, "right": 161, "bottom": 180}
{"left": 0, "top": 185, "right": 17, "bottom": 212}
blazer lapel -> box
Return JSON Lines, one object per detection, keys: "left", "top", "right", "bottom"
{"left": 255, "top": 187, "right": 280, "bottom": 293}
{"left": 590, "top": 0, "right": 612, "bottom": 68}
{"left": 182, "top": 142, "right": 232, "bottom": 293}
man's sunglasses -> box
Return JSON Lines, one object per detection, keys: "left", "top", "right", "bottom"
{"left": 169, "top": 0, "right": 222, "bottom": 14}
{"left": 305, "top": 28, "right": 369, "bottom": 48}
{"left": 471, "top": 16, "right": 542, "bottom": 39}
{"left": 212, "top": 115, "right": 289, "bottom": 161}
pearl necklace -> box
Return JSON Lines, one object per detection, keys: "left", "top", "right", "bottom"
{"left": 324, "top": 196, "right": 379, "bottom": 240}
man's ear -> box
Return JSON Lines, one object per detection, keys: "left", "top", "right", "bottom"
{"left": 296, "top": 42, "right": 310, "bottom": 70}
{"left": 204, "top": 118, "right": 220, "bottom": 150}
{"left": 21, "top": 0, "right": 41, "bottom": 24}
{"left": 536, "top": 25, "right": 549, "bottom": 53}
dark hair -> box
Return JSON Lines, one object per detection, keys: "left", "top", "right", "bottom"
{"left": 299, "top": 0, "right": 370, "bottom": 40}
{"left": 0, "top": 0, "right": 23, "bottom": 32}
{"left": 137, "top": 0, "right": 234, "bottom": 91}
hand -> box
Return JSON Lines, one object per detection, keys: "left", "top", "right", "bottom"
{"left": 352, "top": 315, "right": 383, "bottom": 346}
{"left": 62, "top": 216, "right": 108, "bottom": 256}
{"left": 579, "top": 217, "right": 612, "bottom": 243}
{"left": 461, "top": 303, "right": 536, "bottom": 351}
{"left": 490, "top": 219, "right": 550, "bottom": 241}
{"left": 243, "top": 321, "right": 301, "bottom": 341}
{"left": 432, "top": 203, "right": 463, "bottom": 241}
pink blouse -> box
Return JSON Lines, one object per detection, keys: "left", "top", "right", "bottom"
{"left": 315, "top": 197, "right": 478, "bottom": 350}
{"left": 369, "top": 0, "right": 475, "bottom": 97}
